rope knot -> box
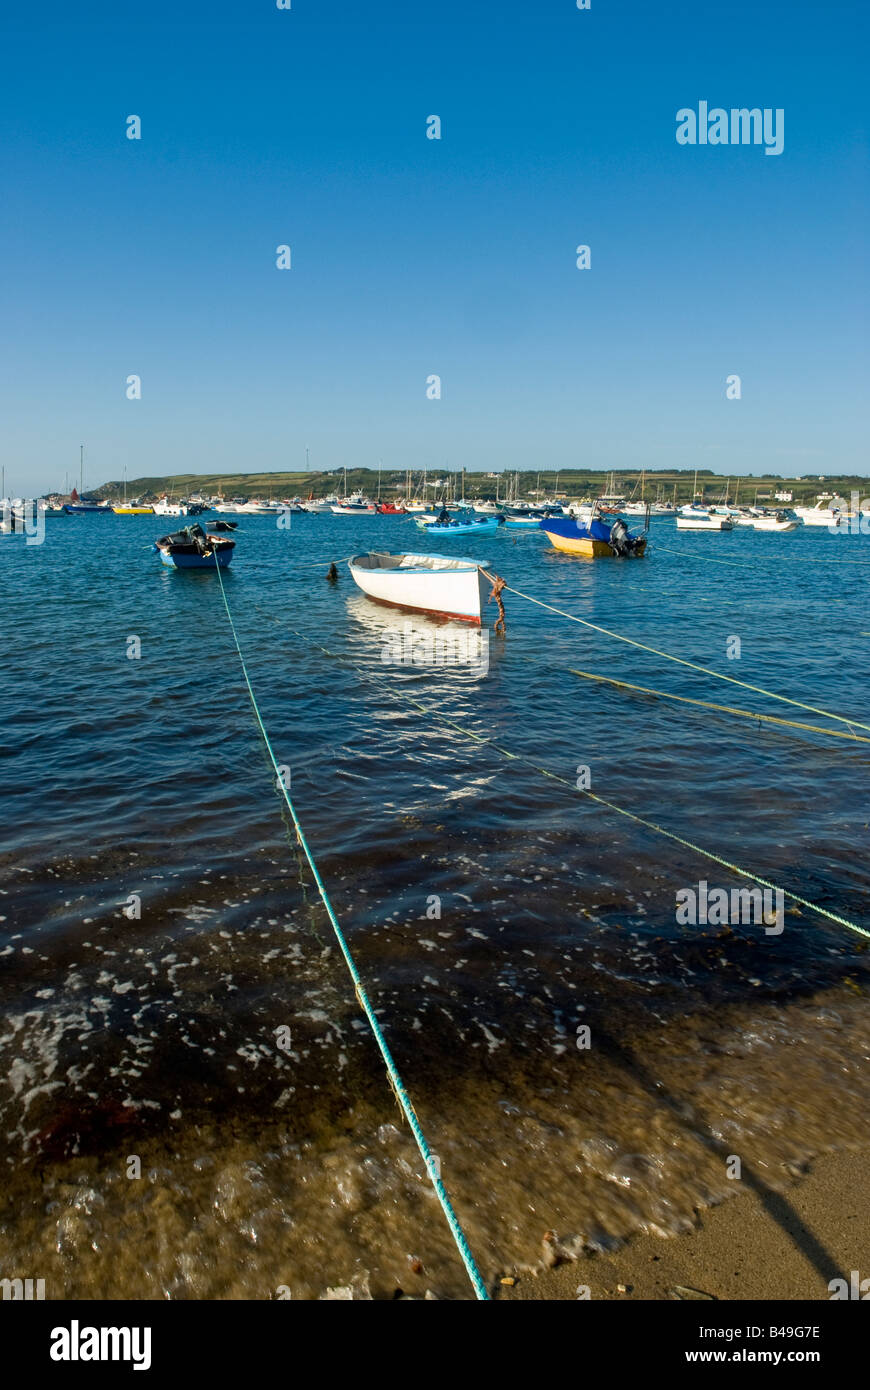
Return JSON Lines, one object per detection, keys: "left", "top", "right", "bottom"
{"left": 486, "top": 572, "right": 507, "bottom": 635}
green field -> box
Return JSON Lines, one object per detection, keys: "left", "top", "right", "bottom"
{"left": 92, "top": 467, "right": 864, "bottom": 507}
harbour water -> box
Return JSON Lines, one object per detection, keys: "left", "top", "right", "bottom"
{"left": 1, "top": 514, "right": 868, "bottom": 1298}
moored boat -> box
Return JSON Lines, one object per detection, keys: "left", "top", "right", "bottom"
{"left": 152, "top": 496, "right": 188, "bottom": 517}
{"left": 795, "top": 502, "right": 847, "bottom": 527}
{"left": 348, "top": 551, "right": 492, "bottom": 622}
{"left": 63, "top": 500, "right": 113, "bottom": 514}
{"left": 419, "top": 517, "right": 501, "bottom": 537}
{"left": 331, "top": 489, "right": 376, "bottom": 514}
{"left": 540, "top": 513, "right": 648, "bottom": 557}
{"left": 675, "top": 513, "right": 733, "bottom": 531}
{"left": 153, "top": 524, "right": 235, "bottom": 569}
{"left": 749, "top": 510, "right": 799, "bottom": 532}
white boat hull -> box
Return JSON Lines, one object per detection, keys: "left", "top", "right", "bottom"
{"left": 798, "top": 512, "right": 845, "bottom": 527}
{"left": 676, "top": 516, "right": 733, "bottom": 531}
{"left": 751, "top": 518, "right": 799, "bottom": 531}
{"left": 348, "top": 552, "right": 492, "bottom": 622}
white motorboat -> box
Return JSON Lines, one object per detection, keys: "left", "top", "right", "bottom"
{"left": 152, "top": 496, "right": 188, "bottom": 517}
{"left": 300, "top": 495, "right": 338, "bottom": 513}
{"left": 750, "top": 510, "right": 799, "bottom": 532}
{"left": 795, "top": 502, "right": 846, "bottom": 527}
{"left": 331, "top": 490, "right": 376, "bottom": 514}
{"left": 676, "top": 512, "right": 733, "bottom": 531}
{"left": 348, "top": 551, "right": 492, "bottom": 622}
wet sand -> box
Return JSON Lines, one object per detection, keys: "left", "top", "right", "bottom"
{"left": 496, "top": 1149, "right": 870, "bottom": 1301}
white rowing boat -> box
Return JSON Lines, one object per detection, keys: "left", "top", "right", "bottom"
{"left": 348, "top": 552, "right": 492, "bottom": 622}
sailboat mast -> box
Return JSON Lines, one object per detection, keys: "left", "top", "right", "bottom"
{"left": 80, "top": 444, "right": 84, "bottom": 496}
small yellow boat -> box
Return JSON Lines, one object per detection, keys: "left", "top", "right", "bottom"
{"left": 113, "top": 505, "right": 154, "bottom": 514}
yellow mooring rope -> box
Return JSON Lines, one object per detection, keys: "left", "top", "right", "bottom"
{"left": 564, "top": 668, "right": 870, "bottom": 744}
{"left": 488, "top": 577, "right": 870, "bottom": 736}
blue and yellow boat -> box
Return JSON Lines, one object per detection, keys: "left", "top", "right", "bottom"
{"left": 540, "top": 514, "right": 648, "bottom": 558}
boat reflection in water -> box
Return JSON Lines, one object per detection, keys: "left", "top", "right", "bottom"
{"left": 345, "top": 590, "right": 493, "bottom": 680}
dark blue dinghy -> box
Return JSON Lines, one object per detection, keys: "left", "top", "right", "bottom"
{"left": 153, "top": 524, "right": 235, "bottom": 570}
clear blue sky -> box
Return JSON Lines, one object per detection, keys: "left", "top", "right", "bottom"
{"left": 1, "top": 0, "right": 867, "bottom": 494}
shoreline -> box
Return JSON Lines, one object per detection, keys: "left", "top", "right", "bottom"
{"left": 496, "top": 1149, "right": 870, "bottom": 1301}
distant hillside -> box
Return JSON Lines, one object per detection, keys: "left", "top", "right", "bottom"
{"left": 92, "top": 467, "right": 863, "bottom": 506}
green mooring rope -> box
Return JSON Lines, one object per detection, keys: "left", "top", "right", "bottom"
{"left": 213, "top": 562, "right": 490, "bottom": 1302}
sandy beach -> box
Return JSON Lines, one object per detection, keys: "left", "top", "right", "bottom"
{"left": 496, "top": 1149, "right": 870, "bottom": 1301}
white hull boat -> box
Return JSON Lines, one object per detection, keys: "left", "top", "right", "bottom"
{"left": 751, "top": 513, "right": 799, "bottom": 532}
{"left": 348, "top": 552, "right": 492, "bottom": 623}
{"left": 152, "top": 497, "right": 188, "bottom": 517}
{"left": 676, "top": 513, "right": 733, "bottom": 531}
{"left": 796, "top": 506, "right": 846, "bottom": 527}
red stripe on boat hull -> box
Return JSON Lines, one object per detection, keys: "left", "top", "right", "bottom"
{"left": 355, "top": 593, "right": 482, "bottom": 624}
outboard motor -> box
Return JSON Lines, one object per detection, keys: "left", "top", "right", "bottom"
{"left": 608, "top": 517, "right": 632, "bottom": 555}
